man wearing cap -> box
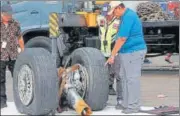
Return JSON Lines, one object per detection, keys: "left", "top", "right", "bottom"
{"left": 97, "top": 2, "right": 123, "bottom": 96}
{"left": 105, "top": 1, "right": 147, "bottom": 114}
{"left": 0, "top": 4, "right": 24, "bottom": 109}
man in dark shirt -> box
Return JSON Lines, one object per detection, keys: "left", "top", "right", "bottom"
{"left": 0, "top": 4, "right": 24, "bottom": 109}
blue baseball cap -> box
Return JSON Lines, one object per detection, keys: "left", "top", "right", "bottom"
{"left": 101, "top": 2, "right": 110, "bottom": 16}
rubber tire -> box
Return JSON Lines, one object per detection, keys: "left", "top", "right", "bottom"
{"left": 25, "top": 36, "right": 61, "bottom": 67}
{"left": 13, "top": 48, "right": 59, "bottom": 115}
{"left": 71, "top": 47, "right": 109, "bottom": 111}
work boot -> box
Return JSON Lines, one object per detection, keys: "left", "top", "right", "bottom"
{"left": 0, "top": 102, "right": 7, "bottom": 109}
{"left": 122, "top": 108, "right": 140, "bottom": 114}
{"left": 109, "top": 85, "right": 116, "bottom": 95}
{"left": 115, "top": 101, "right": 124, "bottom": 110}
{"left": 144, "top": 58, "right": 151, "bottom": 64}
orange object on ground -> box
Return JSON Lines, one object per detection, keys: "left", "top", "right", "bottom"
{"left": 58, "top": 65, "right": 92, "bottom": 116}
{"left": 74, "top": 99, "right": 92, "bottom": 115}
{"left": 66, "top": 88, "right": 92, "bottom": 116}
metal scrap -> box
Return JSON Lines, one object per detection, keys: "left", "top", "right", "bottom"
{"left": 137, "top": 2, "right": 171, "bottom": 21}
{"left": 57, "top": 65, "right": 92, "bottom": 115}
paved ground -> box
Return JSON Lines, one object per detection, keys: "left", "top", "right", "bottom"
{"left": 143, "top": 54, "right": 179, "bottom": 70}
{"left": 4, "top": 54, "right": 179, "bottom": 112}
{"left": 108, "top": 70, "right": 179, "bottom": 107}
{"left": 5, "top": 70, "right": 179, "bottom": 107}
{"left": 4, "top": 70, "right": 179, "bottom": 115}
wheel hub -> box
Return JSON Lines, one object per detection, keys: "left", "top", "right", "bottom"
{"left": 71, "top": 64, "right": 88, "bottom": 98}
{"left": 18, "top": 65, "right": 34, "bottom": 106}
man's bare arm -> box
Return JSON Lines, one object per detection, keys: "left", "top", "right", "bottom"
{"left": 105, "top": 37, "right": 126, "bottom": 65}
{"left": 18, "top": 36, "right": 24, "bottom": 51}
{"left": 111, "top": 37, "right": 126, "bottom": 57}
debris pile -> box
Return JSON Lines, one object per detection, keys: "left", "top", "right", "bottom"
{"left": 137, "top": 2, "right": 171, "bottom": 21}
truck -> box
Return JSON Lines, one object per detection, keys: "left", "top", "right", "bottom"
{"left": 4, "top": 0, "right": 110, "bottom": 115}
{"left": 1, "top": 0, "right": 179, "bottom": 115}
{"left": 134, "top": 1, "right": 179, "bottom": 55}
{"left": 6, "top": 0, "right": 179, "bottom": 60}
{"left": 95, "top": 1, "right": 179, "bottom": 56}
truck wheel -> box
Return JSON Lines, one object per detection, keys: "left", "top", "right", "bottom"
{"left": 13, "top": 48, "right": 59, "bottom": 115}
{"left": 71, "top": 47, "right": 109, "bottom": 111}
{"left": 25, "top": 36, "right": 61, "bottom": 67}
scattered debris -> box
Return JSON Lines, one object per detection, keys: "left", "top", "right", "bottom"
{"left": 157, "top": 94, "right": 167, "bottom": 98}
{"left": 140, "top": 106, "right": 179, "bottom": 115}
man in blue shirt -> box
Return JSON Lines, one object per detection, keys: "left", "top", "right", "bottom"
{"left": 105, "top": 1, "right": 147, "bottom": 114}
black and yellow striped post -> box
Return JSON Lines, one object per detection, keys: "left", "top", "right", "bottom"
{"left": 49, "top": 12, "right": 59, "bottom": 63}
{"left": 49, "top": 12, "right": 59, "bottom": 38}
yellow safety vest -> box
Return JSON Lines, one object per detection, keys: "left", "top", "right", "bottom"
{"left": 97, "top": 15, "right": 120, "bottom": 57}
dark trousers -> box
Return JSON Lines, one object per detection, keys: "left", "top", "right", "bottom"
{"left": 0, "top": 60, "right": 16, "bottom": 104}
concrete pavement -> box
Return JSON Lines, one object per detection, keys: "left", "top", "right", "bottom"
{"left": 2, "top": 54, "right": 179, "bottom": 115}
{"left": 143, "top": 54, "right": 179, "bottom": 70}
{"left": 5, "top": 70, "right": 179, "bottom": 107}
{"left": 3, "top": 70, "right": 179, "bottom": 115}
{"left": 107, "top": 70, "right": 179, "bottom": 107}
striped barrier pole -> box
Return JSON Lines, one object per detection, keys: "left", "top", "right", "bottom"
{"left": 49, "top": 12, "right": 59, "bottom": 63}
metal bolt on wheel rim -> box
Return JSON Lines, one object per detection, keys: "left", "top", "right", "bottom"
{"left": 18, "top": 65, "right": 34, "bottom": 106}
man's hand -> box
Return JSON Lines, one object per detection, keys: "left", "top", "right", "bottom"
{"left": 21, "top": 47, "right": 24, "bottom": 52}
{"left": 105, "top": 56, "right": 115, "bottom": 66}
{"left": 106, "top": 38, "right": 126, "bottom": 66}
{"left": 18, "top": 47, "right": 24, "bottom": 53}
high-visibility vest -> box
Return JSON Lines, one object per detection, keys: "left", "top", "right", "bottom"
{"left": 97, "top": 15, "right": 120, "bottom": 57}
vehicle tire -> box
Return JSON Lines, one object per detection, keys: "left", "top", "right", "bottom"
{"left": 71, "top": 47, "right": 109, "bottom": 111}
{"left": 13, "top": 48, "right": 59, "bottom": 115}
{"left": 25, "top": 36, "right": 61, "bottom": 67}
